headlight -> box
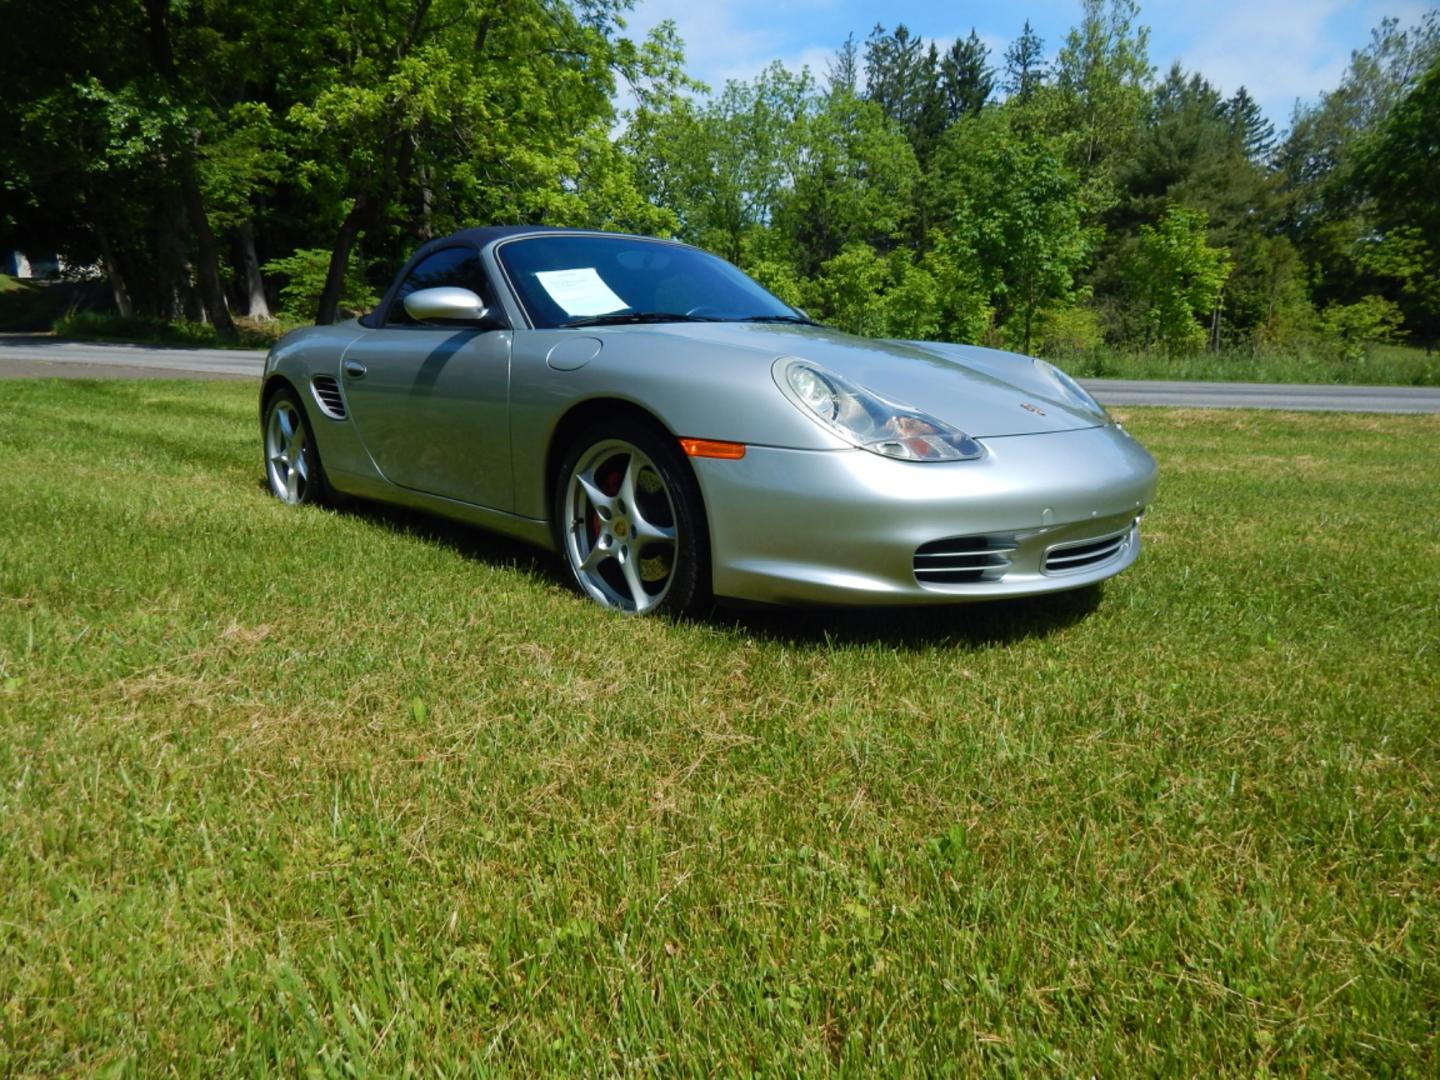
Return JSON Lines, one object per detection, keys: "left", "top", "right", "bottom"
{"left": 1034, "top": 359, "right": 1107, "bottom": 419}
{"left": 773, "top": 358, "right": 983, "bottom": 462}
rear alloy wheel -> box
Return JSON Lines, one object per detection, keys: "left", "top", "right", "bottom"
{"left": 557, "top": 423, "right": 710, "bottom": 615}
{"left": 263, "top": 389, "right": 327, "bottom": 505}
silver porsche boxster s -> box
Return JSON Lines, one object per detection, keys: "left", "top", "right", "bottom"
{"left": 260, "top": 226, "right": 1157, "bottom": 614}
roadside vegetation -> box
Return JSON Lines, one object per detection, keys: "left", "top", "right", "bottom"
{"left": 3, "top": 3, "right": 1437, "bottom": 365}
{"left": 50, "top": 311, "right": 297, "bottom": 350}
{"left": 1053, "top": 341, "right": 1439, "bottom": 386}
{"left": 10, "top": 274, "right": 1438, "bottom": 386}
{"left": 1, "top": 378, "right": 1435, "bottom": 1073}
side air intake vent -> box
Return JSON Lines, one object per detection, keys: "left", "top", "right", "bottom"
{"left": 311, "top": 375, "right": 347, "bottom": 420}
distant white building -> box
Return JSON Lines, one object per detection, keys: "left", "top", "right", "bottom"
{"left": 4, "top": 250, "right": 62, "bottom": 279}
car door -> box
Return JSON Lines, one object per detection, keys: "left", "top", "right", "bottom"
{"left": 340, "top": 246, "right": 514, "bottom": 510}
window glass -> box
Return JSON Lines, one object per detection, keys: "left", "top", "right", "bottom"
{"left": 387, "top": 247, "right": 493, "bottom": 325}
{"left": 496, "top": 236, "right": 796, "bottom": 329}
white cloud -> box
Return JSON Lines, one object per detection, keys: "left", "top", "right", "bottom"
{"left": 1143, "top": 0, "right": 1431, "bottom": 128}
{"left": 1157, "top": 0, "right": 1345, "bottom": 125}
{"left": 622, "top": 0, "right": 843, "bottom": 96}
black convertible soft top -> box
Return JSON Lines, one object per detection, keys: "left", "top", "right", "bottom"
{"left": 359, "top": 225, "right": 589, "bottom": 328}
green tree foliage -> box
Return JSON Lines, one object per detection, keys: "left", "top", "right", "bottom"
{"left": 4, "top": 1, "right": 1436, "bottom": 360}
{"left": 285, "top": 0, "right": 677, "bottom": 322}
{"left": 1225, "top": 235, "right": 1313, "bottom": 349}
{"left": 939, "top": 32, "right": 995, "bottom": 121}
{"left": 1050, "top": 0, "right": 1153, "bottom": 181}
{"left": 1224, "top": 87, "right": 1275, "bottom": 164}
{"left": 1318, "top": 296, "right": 1405, "bottom": 362}
{"left": 1130, "top": 207, "right": 1233, "bottom": 352}
{"left": 1275, "top": 13, "right": 1439, "bottom": 311}
{"left": 2, "top": 0, "right": 681, "bottom": 327}
{"left": 261, "top": 248, "right": 376, "bottom": 321}
{"left": 1003, "top": 21, "right": 1047, "bottom": 100}
{"left": 1354, "top": 58, "right": 1440, "bottom": 348}
{"left": 928, "top": 112, "right": 1092, "bottom": 352}
{"left": 798, "top": 239, "right": 990, "bottom": 343}
{"left": 863, "top": 24, "right": 932, "bottom": 136}
{"left": 776, "top": 89, "right": 920, "bottom": 273}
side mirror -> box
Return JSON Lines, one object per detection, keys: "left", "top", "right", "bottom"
{"left": 403, "top": 286, "right": 499, "bottom": 327}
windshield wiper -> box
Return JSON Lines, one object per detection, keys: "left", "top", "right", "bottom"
{"left": 561, "top": 311, "right": 721, "bottom": 328}
{"left": 739, "top": 313, "right": 822, "bottom": 326}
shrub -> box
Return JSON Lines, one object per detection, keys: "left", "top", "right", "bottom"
{"left": 261, "top": 248, "right": 377, "bottom": 321}
{"left": 1318, "top": 295, "right": 1405, "bottom": 362}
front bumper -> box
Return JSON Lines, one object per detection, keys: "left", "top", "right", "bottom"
{"left": 692, "top": 424, "right": 1158, "bottom": 605}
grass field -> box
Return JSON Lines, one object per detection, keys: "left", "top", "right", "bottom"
{"left": 0, "top": 380, "right": 1436, "bottom": 1074}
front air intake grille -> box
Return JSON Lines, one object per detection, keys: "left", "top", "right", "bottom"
{"left": 1044, "top": 529, "right": 1128, "bottom": 574}
{"left": 311, "top": 375, "right": 347, "bottom": 420}
{"left": 913, "top": 535, "right": 1015, "bottom": 585}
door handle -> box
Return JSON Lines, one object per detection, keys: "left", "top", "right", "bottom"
{"left": 343, "top": 359, "right": 367, "bottom": 379}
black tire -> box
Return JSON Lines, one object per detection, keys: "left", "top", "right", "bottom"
{"left": 554, "top": 419, "right": 711, "bottom": 616}
{"left": 262, "top": 386, "right": 330, "bottom": 506}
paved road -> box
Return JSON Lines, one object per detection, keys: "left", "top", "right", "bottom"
{"left": 1084, "top": 377, "right": 1440, "bottom": 414}
{"left": 2, "top": 334, "right": 1438, "bottom": 413}
{"left": 0, "top": 334, "right": 263, "bottom": 380}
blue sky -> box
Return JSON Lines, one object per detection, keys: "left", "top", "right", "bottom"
{"left": 622, "top": 0, "right": 1434, "bottom": 131}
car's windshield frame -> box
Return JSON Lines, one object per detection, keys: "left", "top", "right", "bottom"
{"left": 493, "top": 233, "right": 801, "bottom": 330}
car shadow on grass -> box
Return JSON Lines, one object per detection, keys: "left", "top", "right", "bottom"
{"left": 317, "top": 492, "right": 569, "bottom": 587}
{"left": 306, "top": 486, "right": 1102, "bottom": 648}
{"left": 712, "top": 587, "right": 1103, "bottom": 649}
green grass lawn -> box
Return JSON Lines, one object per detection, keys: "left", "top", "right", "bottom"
{"left": 0, "top": 380, "right": 1436, "bottom": 1075}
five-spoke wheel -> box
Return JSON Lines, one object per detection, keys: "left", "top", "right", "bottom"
{"left": 557, "top": 423, "right": 709, "bottom": 615}
{"left": 263, "top": 389, "right": 326, "bottom": 505}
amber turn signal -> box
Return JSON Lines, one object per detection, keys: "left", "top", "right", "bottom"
{"left": 679, "top": 437, "right": 747, "bottom": 460}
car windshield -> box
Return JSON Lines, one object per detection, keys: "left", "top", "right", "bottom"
{"left": 496, "top": 234, "right": 803, "bottom": 329}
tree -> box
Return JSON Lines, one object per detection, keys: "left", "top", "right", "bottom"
{"left": 827, "top": 33, "right": 860, "bottom": 96}
{"left": 939, "top": 31, "right": 994, "bottom": 120}
{"left": 289, "top": 0, "right": 678, "bottom": 323}
{"left": 1003, "top": 21, "right": 1047, "bottom": 100}
{"left": 1223, "top": 87, "right": 1275, "bottom": 163}
{"left": 626, "top": 63, "right": 812, "bottom": 264}
{"left": 1129, "top": 207, "right": 1233, "bottom": 352}
{"left": 776, "top": 87, "right": 920, "bottom": 273}
{"left": 1051, "top": 0, "right": 1153, "bottom": 179}
{"left": 1, "top": 0, "right": 270, "bottom": 331}
{"left": 863, "top": 24, "right": 931, "bottom": 135}
{"left": 1275, "top": 12, "right": 1439, "bottom": 312}
{"left": 930, "top": 113, "right": 1092, "bottom": 352}
{"left": 1355, "top": 57, "right": 1440, "bottom": 348}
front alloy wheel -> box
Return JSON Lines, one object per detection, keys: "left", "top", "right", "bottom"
{"left": 264, "top": 390, "right": 325, "bottom": 505}
{"left": 558, "top": 423, "right": 709, "bottom": 615}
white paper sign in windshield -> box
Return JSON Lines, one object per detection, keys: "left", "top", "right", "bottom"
{"left": 533, "top": 268, "right": 627, "bottom": 317}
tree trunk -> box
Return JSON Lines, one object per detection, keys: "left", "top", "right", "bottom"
{"left": 178, "top": 153, "right": 236, "bottom": 337}
{"left": 92, "top": 217, "right": 134, "bottom": 318}
{"left": 142, "top": 0, "right": 233, "bottom": 336}
{"left": 156, "top": 199, "right": 190, "bottom": 320}
{"left": 417, "top": 152, "right": 435, "bottom": 243}
{"left": 316, "top": 196, "right": 373, "bottom": 325}
{"left": 234, "top": 220, "right": 272, "bottom": 320}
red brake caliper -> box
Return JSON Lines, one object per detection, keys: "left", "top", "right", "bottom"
{"left": 588, "top": 462, "right": 624, "bottom": 542}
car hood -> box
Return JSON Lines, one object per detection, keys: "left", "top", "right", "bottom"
{"left": 616, "top": 322, "right": 1106, "bottom": 438}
